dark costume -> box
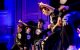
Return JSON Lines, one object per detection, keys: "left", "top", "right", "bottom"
{"left": 34, "top": 27, "right": 49, "bottom": 50}
{"left": 43, "top": 11, "right": 62, "bottom": 50}
{"left": 24, "top": 32, "right": 34, "bottom": 50}
{"left": 50, "top": 0, "right": 80, "bottom": 50}
{"left": 12, "top": 24, "right": 26, "bottom": 50}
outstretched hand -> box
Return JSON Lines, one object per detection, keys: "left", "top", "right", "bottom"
{"left": 18, "top": 20, "right": 28, "bottom": 26}
{"left": 38, "top": 2, "right": 55, "bottom": 11}
{"left": 58, "top": 5, "right": 69, "bottom": 12}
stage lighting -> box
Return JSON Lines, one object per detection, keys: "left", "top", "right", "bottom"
{"left": 78, "top": 34, "right": 80, "bottom": 37}
{"left": 78, "top": 48, "right": 80, "bottom": 50}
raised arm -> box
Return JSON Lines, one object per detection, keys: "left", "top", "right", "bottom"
{"left": 18, "top": 20, "right": 28, "bottom": 26}
{"left": 38, "top": 2, "right": 55, "bottom": 11}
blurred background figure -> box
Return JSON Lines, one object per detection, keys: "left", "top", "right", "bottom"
{"left": 12, "top": 23, "right": 26, "bottom": 50}
{"left": 34, "top": 19, "right": 45, "bottom": 50}
{"left": 24, "top": 26, "right": 34, "bottom": 50}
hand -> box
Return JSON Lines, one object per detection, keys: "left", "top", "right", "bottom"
{"left": 18, "top": 19, "right": 22, "bottom": 23}
{"left": 58, "top": 5, "right": 69, "bottom": 12}
{"left": 77, "top": 28, "right": 80, "bottom": 34}
{"left": 48, "top": 24, "right": 52, "bottom": 29}
{"left": 18, "top": 19, "right": 28, "bottom": 26}
{"left": 56, "top": 17, "right": 62, "bottom": 26}
{"left": 44, "top": 36, "right": 48, "bottom": 41}
{"left": 24, "top": 47, "right": 27, "bottom": 50}
{"left": 38, "top": 2, "right": 44, "bottom": 6}
{"left": 38, "top": 2, "right": 55, "bottom": 11}
{"left": 41, "top": 41, "right": 44, "bottom": 45}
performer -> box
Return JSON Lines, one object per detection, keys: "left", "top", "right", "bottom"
{"left": 15, "top": 23, "right": 26, "bottom": 50}
{"left": 24, "top": 26, "right": 34, "bottom": 50}
{"left": 39, "top": 0, "right": 80, "bottom": 50}
{"left": 34, "top": 19, "right": 46, "bottom": 50}
{"left": 38, "top": 2, "right": 62, "bottom": 50}
{"left": 18, "top": 20, "right": 35, "bottom": 50}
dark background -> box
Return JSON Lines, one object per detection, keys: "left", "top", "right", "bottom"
{"left": 0, "top": 0, "right": 4, "bottom": 10}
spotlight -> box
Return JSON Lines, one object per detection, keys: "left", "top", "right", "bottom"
{"left": 78, "top": 34, "right": 80, "bottom": 37}
{"left": 78, "top": 48, "right": 80, "bottom": 50}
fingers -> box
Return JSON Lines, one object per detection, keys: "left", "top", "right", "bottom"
{"left": 38, "top": 2, "right": 46, "bottom": 8}
{"left": 58, "top": 5, "right": 65, "bottom": 11}
{"left": 58, "top": 5, "right": 69, "bottom": 12}
{"left": 38, "top": 2, "right": 44, "bottom": 6}
{"left": 38, "top": 2, "right": 55, "bottom": 10}
{"left": 48, "top": 24, "right": 52, "bottom": 29}
{"left": 18, "top": 19, "right": 22, "bottom": 23}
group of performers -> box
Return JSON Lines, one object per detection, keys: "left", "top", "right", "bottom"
{"left": 12, "top": 0, "right": 80, "bottom": 50}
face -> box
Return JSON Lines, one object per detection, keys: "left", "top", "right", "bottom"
{"left": 42, "top": 9, "right": 50, "bottom": 16}
{"left": 36, "top": 29, "right": 41, "bottom": 35}
{"left": 17, "top": 26, "right": 22, "bottom": 33}
{"left": 38, "top": 22, "right": 43, "bottom": 29}
{"left": 26, "top": 28, "right": 31, "bottom": 34}
{"left": 60, "top": 0, "right": 67, "bottom": 4}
